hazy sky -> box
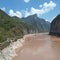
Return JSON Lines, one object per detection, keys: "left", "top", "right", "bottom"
{"left": 0, "top": 0, "right": 60, "bottom": 22}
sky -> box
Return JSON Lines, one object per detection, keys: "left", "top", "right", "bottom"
{"left": 0, "top": 0, "right": 60, "bottom": 22}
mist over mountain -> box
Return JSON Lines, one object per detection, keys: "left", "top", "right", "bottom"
{"left": 22, "top": 14, "right": 50, "bottom": 32}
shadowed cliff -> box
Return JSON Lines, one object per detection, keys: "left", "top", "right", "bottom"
{"left": 49, "top": 14, "right": 60, "bottom": 36}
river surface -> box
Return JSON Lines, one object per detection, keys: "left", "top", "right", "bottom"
{"left": 12, "top": 33, "right": 60, "bottom": 60}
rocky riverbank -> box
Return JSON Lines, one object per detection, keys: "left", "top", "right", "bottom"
{"left": 0, "top": 38, "right": 24, "bottom": 60}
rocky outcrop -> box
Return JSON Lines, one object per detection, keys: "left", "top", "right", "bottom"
{"left": 0, "top": 39, "right": 24, "bottom": 60}
{"left": 22, "top": 14, "right": 50, "bottom": 33}
{"left": 49, "top": 14, "right": 60, "bottom": 36}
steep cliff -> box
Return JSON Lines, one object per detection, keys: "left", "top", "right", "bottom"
{"left": 49, "top": 14, "right": 60, "bottom": 36}
{"left": 22, "top": 14, "right": 50, "bottom": 32}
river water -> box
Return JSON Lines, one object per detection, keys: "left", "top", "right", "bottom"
{"left": 12, "top": 33, "right": 60, "bottom": 60}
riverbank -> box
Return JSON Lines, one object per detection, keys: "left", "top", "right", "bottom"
{"left": 0, "top": 38, "right": 24, "bottom": 60}
{"left": 12, "top": 33, "right": 60, "bottom": 60}
{"left": 1, "top": 33, "right": 60, "bottom": 60}
{"left": 0, "top": 33, "right": 48, "bottom": 60}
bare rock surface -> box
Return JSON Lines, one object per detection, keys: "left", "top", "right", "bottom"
{"left": 0, "top": 39, "right": 24, "bottom": 60}
{"left": 49, "top": 14, "right": 60, "bottom": 36}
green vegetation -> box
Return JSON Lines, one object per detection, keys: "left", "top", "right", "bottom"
{"left": 22, "top": 14, "right": 50, "bottom": 32}
{"left": 0, "top": 9, "right": 50, "bottom": 50}
{"left": 0, "top": 9, "right": 34, "bottom": 50}
{"left": 0, "top": 41, "right": 10, "bottom": 50}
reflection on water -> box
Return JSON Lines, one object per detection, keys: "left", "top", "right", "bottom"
{"left": 12, "top": 33, "right": 60, "bottom": 60}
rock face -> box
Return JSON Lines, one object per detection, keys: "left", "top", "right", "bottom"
{"left": 0, "top": 9, "right": 50, "bottom": 50}
{"left": 49, "top": 14, "right": 60, "bottom": 36}
{"left": 0, "top": 39, "right": 24, "bottom": 60}
{"left": 22, "top": 14, "right": 50, "bottom": 32}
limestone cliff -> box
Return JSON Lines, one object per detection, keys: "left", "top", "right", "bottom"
{"left": 49, "top": 14, "right": 60, "bottom": 36}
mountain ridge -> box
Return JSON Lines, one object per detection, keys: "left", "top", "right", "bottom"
{"left": 22, "top": 14, "right": 50, "bottom": 32}
{"left": 0, "top": 10, "right": 50, "bottom": 50}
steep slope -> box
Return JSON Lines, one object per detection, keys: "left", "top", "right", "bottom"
{"left": 0, "top": 9, "right": 34, "bottom": 50}
{"left": 49, "top": 14, "right": 60, "bottom": 36}
{"left": 22, "top": 14, "right": 50, "bottom": 32}
{"left": 0, "top": 9, "right": 35, "bottom": 43}
{"left": 0, "top": 9, "right": 50, "bottom": 50}
{"left": 12, "top": 16, "right": 35, "bottom": 34}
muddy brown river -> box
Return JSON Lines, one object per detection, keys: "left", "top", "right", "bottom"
{"left": 12, "top": 33, "right": 60, "bottom": 60}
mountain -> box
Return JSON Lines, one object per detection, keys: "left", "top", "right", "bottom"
{"left": 0, "top": 9, "right": 34, "bottom": 50}
{"left": 49, "top": 14, "right": 60, "bottom": 36}
{"left": 0, "top": 9, "right": 50, "bottom": 50}
{"left": 22, "top": 14, "right": 50, "bottom": 32}
{"left": 0, "top": 9, "right": 36, "bottom": 42}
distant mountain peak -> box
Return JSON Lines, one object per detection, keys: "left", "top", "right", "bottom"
{"left": 22, "top": 13, "right": 50, "bottom": 32}
{"left": 32, "top": 14, "right": 37, "bottom": 17}
{"left": 27, "top": 14, "right": 37, "bottom": 18}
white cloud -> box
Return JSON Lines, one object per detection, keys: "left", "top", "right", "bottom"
{"left": 24, "top": 1, "right": 56, "bottom": 17}
{"left": 9, "top": 1, "right": 56, "bottom": 18}
{"left": 24, "top": 10, "right": 31, "bottom": 17}
{"left": 39, "top": 5, "right": 43, "bottom": 8}
{"left": 24, "top": 0, "right": 30, "bottom": 3}
{"left": 0, "top": 7, "right": 5, "bottom": 11}
{"left": 41, "top": 1, "right": 56, "bottom": 8}
{"left": 9, "top": 9, "right": 22, "bottom": 18}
